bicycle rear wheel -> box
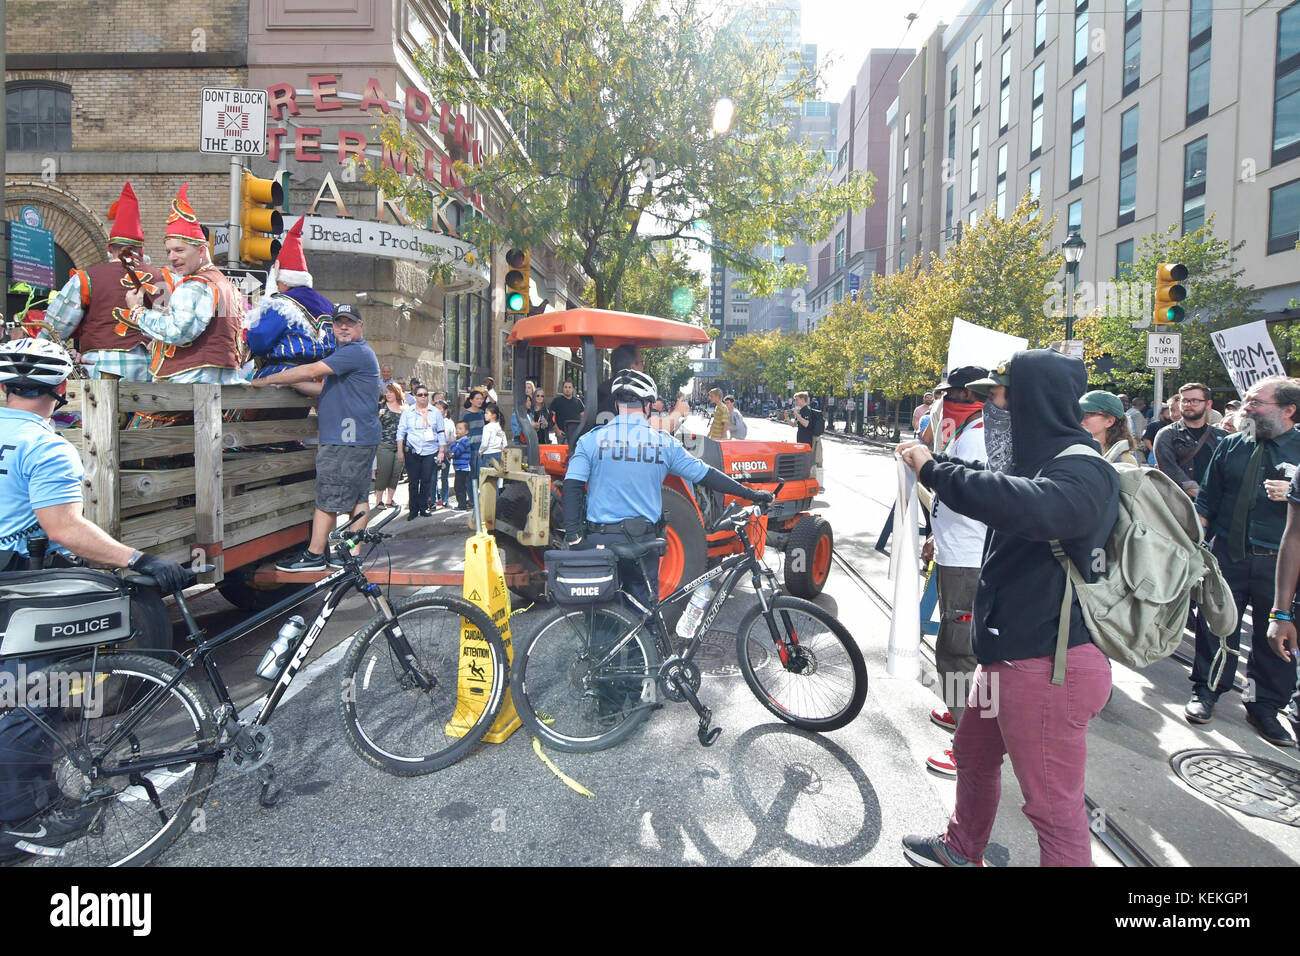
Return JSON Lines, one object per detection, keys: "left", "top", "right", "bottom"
{"left": 11, "top": 653, "right": 219, "bottom": 867}
{"left": 339, "top": 593, "right": 507, "bottom": 775}
{"left": 736, "top": 595, "right": 867, "bottom": 732}
{"left": 511, "top": 603, "right": 659, "bottom": 753}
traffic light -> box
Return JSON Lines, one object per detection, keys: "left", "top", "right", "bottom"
{"left": 504, "top": 248, "right": 529, "bottom": 316}
{"left": 1153, "top": 262, "right": 1188, "bottom": 326}
{"left": 239, "top": 170, "right": 284, "bottom": 264}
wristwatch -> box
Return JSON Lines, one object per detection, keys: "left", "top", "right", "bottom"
{"left": 127, "top": 550, "right": 144, "bottom": 568}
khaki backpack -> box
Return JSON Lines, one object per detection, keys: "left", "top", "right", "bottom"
{"left": 1048, "top": 444, "right": 1235, "bottom": 685}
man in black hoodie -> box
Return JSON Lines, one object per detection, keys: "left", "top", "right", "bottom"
{"left": 898, "top": 349, "right": 1119, "bottom": 867}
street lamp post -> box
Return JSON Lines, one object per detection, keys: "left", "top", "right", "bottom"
{"left": 1062, "top": 231, "right": 1086, "bottom": 342}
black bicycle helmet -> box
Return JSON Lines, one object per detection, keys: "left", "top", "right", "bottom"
{"left": 610, "top": 367, "right": 657, "bottom": 405}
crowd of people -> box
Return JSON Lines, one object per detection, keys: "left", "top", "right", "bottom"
{"left": 896, "top": 351, "right": 1300, "bottom": 868}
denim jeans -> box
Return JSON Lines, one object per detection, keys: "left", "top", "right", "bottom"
{"left": 945, "top": 643, "right": 1112, "bottom": 867}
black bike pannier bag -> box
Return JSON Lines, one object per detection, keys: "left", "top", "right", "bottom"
{"left": 0, "top": 569, "right": 134, "bottom": 658}
{"left": 544, "top": 548, "right": 620, "bottom": 606}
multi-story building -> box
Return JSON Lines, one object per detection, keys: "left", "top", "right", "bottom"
{"left": 883, "top": 0, "right": 1300, "bottom": 326}
{"left": 4, "top": 0, "right": 585, "bottom": 406}
{"left": 803, "top": 48, "right": 914, "bottom": 332}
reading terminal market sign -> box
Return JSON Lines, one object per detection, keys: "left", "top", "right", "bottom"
{"left": 257, "top": 75, "right": 493, "bottom": 292}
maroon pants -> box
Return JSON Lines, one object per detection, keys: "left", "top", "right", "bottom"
{"left": 945, "top": 642, "right": 1112, "bottom": 867}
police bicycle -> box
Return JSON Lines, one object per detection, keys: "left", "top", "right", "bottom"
{"left": 510, "top": 484, "right": 867, "bottom": 752}
{"left": 5, "top": 504, "right": 507, "bottom": 866}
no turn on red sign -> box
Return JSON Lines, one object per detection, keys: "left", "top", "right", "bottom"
{"left": 199, "top": 88, "right": 267, "bottom": 155}
{"left": 1147, "top": 331, "right": 1182, "bottom": 369}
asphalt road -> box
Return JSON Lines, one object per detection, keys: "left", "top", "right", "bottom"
{"left": 151, "top": 414, "right": 1299, "bottom": 866}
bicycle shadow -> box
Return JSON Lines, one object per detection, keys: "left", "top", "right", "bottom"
{"left": 624, "top": 723, "right": 882, "bottom": 866}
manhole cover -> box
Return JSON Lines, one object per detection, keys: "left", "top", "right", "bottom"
{"left": 1171, "top": 749, "right": 1300, "bottom": 826}
{"left": 694, "top": 629, "right": 742, "bottom": 678}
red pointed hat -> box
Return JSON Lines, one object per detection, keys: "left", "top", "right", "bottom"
{"left": 274, "top": 217, "right": 312, "bottom": 287}
{"left": 107, "top": 181, "right": 144, "bottom": 248}
{"left": 164, "top": 183, "right": 207, "bottom": 245}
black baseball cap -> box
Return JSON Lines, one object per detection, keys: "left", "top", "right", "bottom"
{"left": 332, "top": 303, "right": 363, "bottom": 324}
{"left": 936, "top": 365, "right": 990, "bottom": 393}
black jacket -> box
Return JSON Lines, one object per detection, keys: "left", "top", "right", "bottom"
{"left": 918, "top": 349, "right": 1120, "bottom": 664}
{"left": 1152, "top": 418, "right": 1226, "bottom": 492}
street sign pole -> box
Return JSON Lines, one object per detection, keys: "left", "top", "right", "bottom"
{"left": 228, "top": 157, "right": 242, "bottom": 271}
{"left": 1154, "top": 367, "right": 1163, "bottom": 416}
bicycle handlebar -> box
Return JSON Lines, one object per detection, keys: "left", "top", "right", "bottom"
{"left": 708, "top": 481, "right": 784, "bottom": 534}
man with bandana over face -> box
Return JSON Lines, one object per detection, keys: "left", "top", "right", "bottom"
{"left": 896, "top": 350, "right": 1120, "bottom": 868}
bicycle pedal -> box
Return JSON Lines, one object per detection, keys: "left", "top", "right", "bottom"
{"left": 259, "top": 781, "right": 283, "bottom": 808}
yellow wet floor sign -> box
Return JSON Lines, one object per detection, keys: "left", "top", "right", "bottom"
{"left": 446, "top": 531, "right": 521, "bottom": 743}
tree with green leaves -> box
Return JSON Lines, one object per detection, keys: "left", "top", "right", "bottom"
{"left": 1075, "top": 216, "right": 1267, "bottom": 395}
{"left": 365, "top": 0, "right": 872, "bottom": 307}
{"left": 593, "top": 244, "right": 711, "bottom": 397}
{"left": 825, "top": 193, "right": 1062, "bottom": 399}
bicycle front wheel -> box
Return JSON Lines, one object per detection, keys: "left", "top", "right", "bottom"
{"left": 511, "top": 603, "right": 659, "bottom": 753}
{"left": 339, "top": 593, "right": 507, "bottom": 776}
{"left": 14, "top": 653, "right": 220, "bottom": 867}
{"left": 736, "top": 595, "right": 867, "bottom": 732}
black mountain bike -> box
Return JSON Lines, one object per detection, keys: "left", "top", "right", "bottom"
{"left": 511, "top": 486, "right": 867, "bottom": 752}
{"left": 8, "top": 505, "right": 507, "bottom": 866}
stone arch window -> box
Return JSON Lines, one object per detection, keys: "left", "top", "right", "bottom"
{"left": 6, "top": 80, "right": 72, "bottom": 151}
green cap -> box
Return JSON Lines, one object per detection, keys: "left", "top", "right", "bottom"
{"left": 1078, "top": 390, "right": 1125, "bottom": 420}
{"left": 965, "top": 360, "right": 1012, "bottom": 396}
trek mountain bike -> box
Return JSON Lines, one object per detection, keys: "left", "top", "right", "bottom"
{"left": 6, "top": 504, "right": 507, "bottom": 866}
{"left": 510, "top": 485, "right": 867, "bottom": 752}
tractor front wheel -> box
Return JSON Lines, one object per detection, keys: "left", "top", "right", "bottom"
{"left": 783, "top": 514, "right": 833, "bottom": 598}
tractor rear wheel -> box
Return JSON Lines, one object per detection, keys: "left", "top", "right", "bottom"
{"left": 784, "top": 515, "right": 833, "bottom": 598}
{"left": 495, "top": 534, "right": 548, "bottom": 606}
{"left": 658, "top": 487, "right": 707, "bottom": 631}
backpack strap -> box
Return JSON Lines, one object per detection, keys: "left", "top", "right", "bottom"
{"left": 1049, "top": 540, "right": 1074, "bottom": 686}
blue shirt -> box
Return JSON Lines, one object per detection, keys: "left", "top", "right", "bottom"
{"left": 318, "top": 338, "right": 382, "bottom": 445}
{"left": 396, "top": 404, "right": 447, "bottom": 455}
{"left": 0, "top": 408, "right": 84, "bottom": 556}
{"left": 567, "top": 413, "right": 710, "bottom": 523}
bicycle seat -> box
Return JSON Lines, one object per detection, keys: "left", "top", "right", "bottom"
{"left": 608, "top": 537, "right": 667, "bottom": 560}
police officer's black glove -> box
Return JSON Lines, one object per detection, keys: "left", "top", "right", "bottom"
{"left": 749, "top": 490, "right": 775, "bottom": 505}
{"left": 133, "top": 553, "right": 191, "bottom": 594}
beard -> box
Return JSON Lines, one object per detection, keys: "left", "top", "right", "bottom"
{"left": 1244, "top": 410, "right": 1289, "bottom": 441}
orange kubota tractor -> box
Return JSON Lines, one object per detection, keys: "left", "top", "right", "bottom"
{"left": 481, "top": 308, "right": 833, "bottom": 627}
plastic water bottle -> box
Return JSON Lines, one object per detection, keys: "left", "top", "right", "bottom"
{"left": 676, "top": 582, "right": 716, "bottom": 640}
{"left": 256, "top": 615, "right": 305, "bottom": 680}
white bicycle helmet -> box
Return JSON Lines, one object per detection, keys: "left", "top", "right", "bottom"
{"left": 610, "top": 367, "right": 657, "bottom": 405}
{"left": 0, "top": 337, "right": 76, "bottom": 390}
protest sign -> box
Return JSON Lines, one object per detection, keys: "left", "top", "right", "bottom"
{"left": 947, "top": 318, "right": 1028, "bottom": 373}
{"left": 1211, "top": 320, "right": 1286, "bottom": 398}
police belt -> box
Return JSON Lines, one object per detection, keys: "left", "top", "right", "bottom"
{"left": 585, "top": 516, "right": 665, "bottom": 536}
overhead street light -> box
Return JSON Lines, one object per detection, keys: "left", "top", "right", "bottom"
{"left": 1062, "top": 231, "right": 1086, "bottom": 341}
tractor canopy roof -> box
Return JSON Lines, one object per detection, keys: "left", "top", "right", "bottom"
{"left": 506, "top": 308, "right": 709, "bottom": 349}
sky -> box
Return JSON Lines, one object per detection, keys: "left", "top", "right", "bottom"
{"left": 802, "top": 0, "right": 971, "bottom": 106}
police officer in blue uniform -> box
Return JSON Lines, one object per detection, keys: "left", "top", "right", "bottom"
{"left": 0, "top": 338, "right": 188, "bottom": 860}
{"left": 563, "top": 368, "right": 772, "bottom": 616}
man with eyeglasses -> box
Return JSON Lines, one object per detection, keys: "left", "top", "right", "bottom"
{"left": 1153, "top": 382, "right": 1226, "bottom": 499}
{"left": 1185, "top": 376, "right": 1300, "bottom": 746}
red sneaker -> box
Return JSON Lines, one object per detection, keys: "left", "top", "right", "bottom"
{"left": 926, "top": 748, "right": 957, "bottom": 777}
{"left": 930, "top": 709, "right": 956, "bottom": 733}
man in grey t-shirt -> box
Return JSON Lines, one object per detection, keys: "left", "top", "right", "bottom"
{"left": 251, "top": 303, "right": 381, "bottom": 572}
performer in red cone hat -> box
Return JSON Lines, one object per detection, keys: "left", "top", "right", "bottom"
{"left": 125, "top": 184, "right": 247, "bottom": 383}
{"left": 243, "top": 216, "right": 336, "bottom": 379}
{"left": 41, "top": 181, "right": 157, "bottom": 380}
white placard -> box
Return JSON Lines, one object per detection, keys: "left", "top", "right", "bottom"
{"left": 1211, "top": 320, "right": 1286, "bottom": 398}
{"left": 886, "top": 458, "right": 921, "bottom": 680}
{"left": 947, "top": 317, "right": 1028, "bottom": 373}
{"left": 1146, "top": 331, "right": 1182, "bottom": 369}
{"left": 200, "top": 88, "right": 267, "bottom": 155}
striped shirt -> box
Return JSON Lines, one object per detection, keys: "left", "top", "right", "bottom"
{"left": 42, "top": 271, "right": 151, "bottom": 381}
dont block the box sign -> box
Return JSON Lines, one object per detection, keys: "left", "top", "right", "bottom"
{"left": 200, "top": 88, "right": 268, "bottom": 155}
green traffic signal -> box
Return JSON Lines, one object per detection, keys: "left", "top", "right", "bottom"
{"left": 505, "top": 291, "right": 525, "bottom": 312}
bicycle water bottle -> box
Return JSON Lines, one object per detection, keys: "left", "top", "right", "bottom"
{"left": 676, "top": 582, "right": 716, "bottom": 640}
{"left": 256, "top": 615, "right": 305, "bottom": 680}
